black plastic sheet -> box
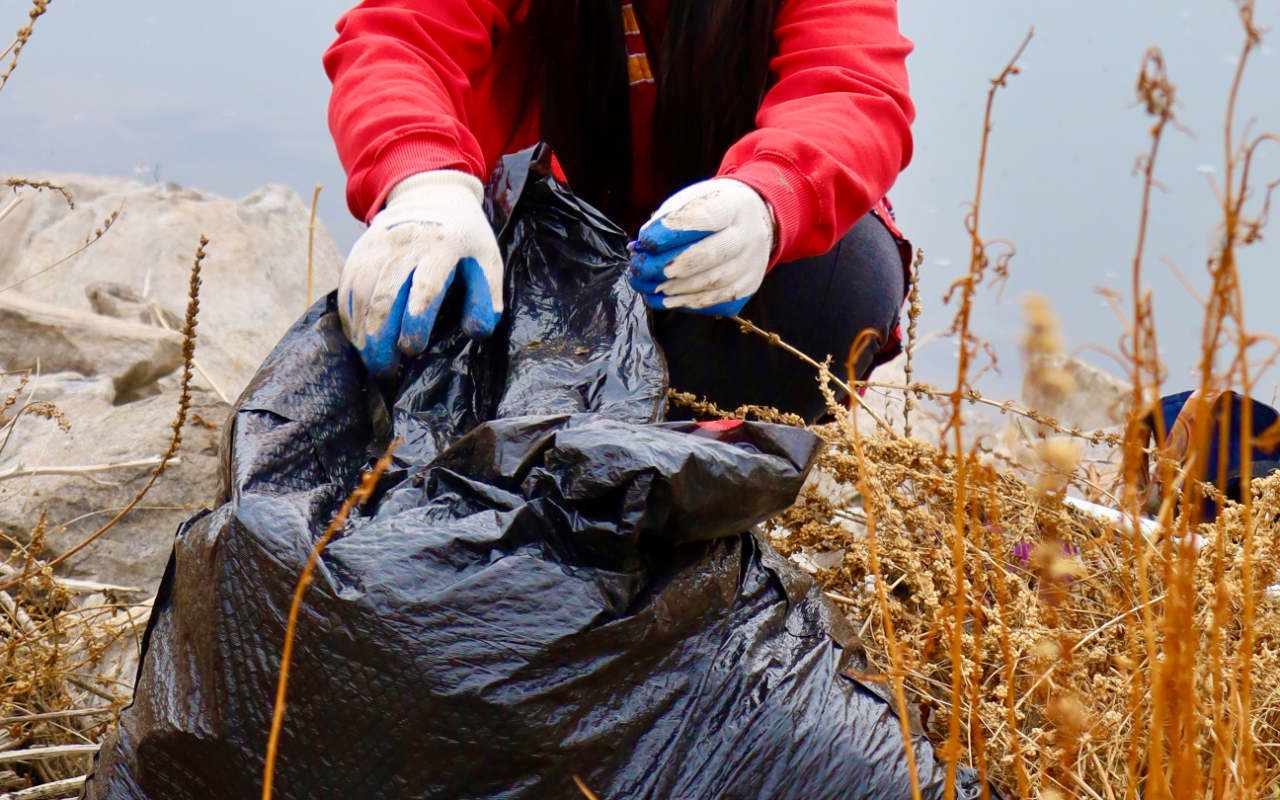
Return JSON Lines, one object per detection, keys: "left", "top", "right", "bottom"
{"left": 86, "top": 145, "right": 994, "bottom": 800}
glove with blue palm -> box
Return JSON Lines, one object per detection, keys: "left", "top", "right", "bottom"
{"left": 629, "top": 178, "right": 776, "bottom": 316}
{"left": 338, "top": 169, "right": 503, "bottom": 378}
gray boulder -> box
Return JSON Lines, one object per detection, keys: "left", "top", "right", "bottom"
{"left": 0, "top": 292, "right": 183, "bottom": 403}
{"left": 0, "top": 172, "right": 347, "bottom": 590}
{"left": 1, "top": 173, "right": 343, "bottom": 399}
{"left": 0, "top": 377, "right": 228, "bottom": 592}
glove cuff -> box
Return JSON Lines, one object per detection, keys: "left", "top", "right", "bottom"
{"left": 722, "top": 178, "right": 779, "bottom": 262}
{"left": 738, "top": 181, "right": 779, "bottom": 259}
{"left": 387, "top": 169, "right": 485, "bottom": 208}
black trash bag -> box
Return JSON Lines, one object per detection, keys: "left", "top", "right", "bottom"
{"left": 86, "top": 145, "right": 993, "bottom": 800}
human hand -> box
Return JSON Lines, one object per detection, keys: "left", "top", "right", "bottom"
{"left": 628, "top": 178, "right": 775, "bottom": 316}
{"left": 338, "top": 169, "right": 503, "bottom": 377}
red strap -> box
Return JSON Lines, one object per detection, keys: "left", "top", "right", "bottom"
{"left": 548, "top": 152, "right": 569, "bottom": 184}
{"left": 696, "top": 419, "right": 745, "bottom": 431}
{"left": 621, "top": 3, "right": 658, "bottom": 218}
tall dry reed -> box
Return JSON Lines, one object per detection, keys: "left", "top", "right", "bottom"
{"left": 743, "top": 5, "right": 1280, "bottom": 798}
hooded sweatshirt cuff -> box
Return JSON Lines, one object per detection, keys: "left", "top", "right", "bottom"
{"left": 358, "top": 135, "right": 485, "bottom": 224}
{"left": 720, "top": 153, "right": 820, "bottom": 269}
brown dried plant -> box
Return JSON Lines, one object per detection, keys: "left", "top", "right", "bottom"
{"left": 261, "top": 442, "right": 400, "bottom": 800}
{"left": 0, "top": 370, "right": 70, "bottom": 468}
{"left": 725, "top": 8, "right": 1280, "bottom": 800}
{"left": 0, "top": 236, "right": 206, "bottom": 793}
{"left": 0, "top": 547, "right": 147, "bottom": 791}
{"left": 0, "top": 207, "right": 121, "bottom": 295}
{"left": 573, "top": 775, "right": 603, "bottom": 800}
{"left": 306, "top": 183, "right": 323, "bottom": 310}
{"left": 902, "top": 247, "right": 925, "bottom": 439}
{"left": 3, "top": 178, "right": 72, "bottom": 210}
{"left": 928, "top": 29, "right": 1034, "bottom": 798}
{"left": 0, "top": 0, "right": 50, "bottom": 93}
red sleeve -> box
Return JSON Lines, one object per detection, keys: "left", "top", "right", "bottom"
{"left": 323, "top": 0, "right": 520, "bottom": 223}
{"left": 716, "top": 0, "right": 915, "bottom": 265}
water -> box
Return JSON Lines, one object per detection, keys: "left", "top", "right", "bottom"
{"left": 896, "top": 1, "right": 1280, "bottom": 400}
{"left": 2, "top": 0, "right": 1276, "bottom": 399}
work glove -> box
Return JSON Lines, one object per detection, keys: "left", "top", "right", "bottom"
{"left": 338, "top": 169, "right": 503, "bottom": 378}
{"left": 628, "top": 178, "right": 775, "bottom": 316}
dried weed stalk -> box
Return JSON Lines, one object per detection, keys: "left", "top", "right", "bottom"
{"left": 752, "top": 8, "right": 1280, "bottom": 800}
{"left": 927, "top": 29, "right": 1034, "bottom": 797}
{"left": 572, "top": 775, "right": 602, "bottom": 800}
{"left": 903, "top": 247, "right": 925, "bottom": 439}
{"left": 305, "top": 183, "right": 322, "bottom": 310}
{"left": 261, "top": 442, "right": 400, "bottom": 800}
{"left": 4, "top": 179, "right": 73, "bottom": 210}
{"left": 0, "top": 370, "right": 71, "bottom": 489}
{"left": 0, "top": 0, "right": 50, "bottom": 93}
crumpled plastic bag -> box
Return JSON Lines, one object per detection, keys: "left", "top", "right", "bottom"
{"left": 85, "top": 145, "right": 994, "bottom": 800}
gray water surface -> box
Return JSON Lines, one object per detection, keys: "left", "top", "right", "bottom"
{"left": 2, "top": 1, "right": 1276, "bottom": 398}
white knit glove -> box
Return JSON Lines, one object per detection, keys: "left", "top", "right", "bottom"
{"left": 628, "top": 178, "right": 775, "bottom": 315}
{"left": 338, "top": 169, "right": 504, "bottom": 377}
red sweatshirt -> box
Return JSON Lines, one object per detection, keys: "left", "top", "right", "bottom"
{"left": 324, "top": 0, "right": 915, "bottom": 266}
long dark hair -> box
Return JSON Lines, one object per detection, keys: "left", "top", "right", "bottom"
{"left": 521, "top": 0, "right": 780, "bottom": 225}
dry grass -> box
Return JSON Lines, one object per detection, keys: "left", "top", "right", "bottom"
{"left": 2, "top": 28, "right": 204, "bottom": 777}
{"left": 763, "top": 424, "right": 1280, "bottom": 799}
{"left": 0, "top": 556, "right": 148, "bottom": 793}
{"left": 0, "top": 0, "right": 50, "bottom": 93}
{"left": 0, "top": 235, "right": 205, "bottom": 793}
{"left": 305, "top": 183, "right": 323, "bottom": 310}
{"left": 0, "top": 6, "right": 206, "bottom": 795}
{"left": 732, "top": 6, "right": 1280, "bottom": 799}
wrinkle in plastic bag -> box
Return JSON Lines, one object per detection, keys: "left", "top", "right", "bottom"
{"left": 85, "top": 145, "right": 995, "bottom": 800}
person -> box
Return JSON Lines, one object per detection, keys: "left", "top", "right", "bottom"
{"left": 324, "top": 0, "right": 915, "bottom": 422}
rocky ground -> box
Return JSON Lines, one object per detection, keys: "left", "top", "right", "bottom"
{"left": 1, "top": 173, "right": 342, "bottom": 593}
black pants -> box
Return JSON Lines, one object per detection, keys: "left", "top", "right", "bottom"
{"left": 653, "top": 211, "right": 907, "bottom": 423}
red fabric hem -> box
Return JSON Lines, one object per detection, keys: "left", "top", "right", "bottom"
{"left": 722, "top": 154, "right": 820, "bottom": 270}
{"left": 358, "top": 135, "right": 485, "bottom": 223}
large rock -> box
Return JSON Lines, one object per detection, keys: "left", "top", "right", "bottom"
{"left": 0, "top": 172, "right": 343, "bottom": 399}
{"left": 0, "top": 292, "right": 183, "bottom": 403}
{"left": 0, "top": 374, "right": 229, "bottom": 592}
{"left": 0, "top": 172, "right": 345, "bottom": 590}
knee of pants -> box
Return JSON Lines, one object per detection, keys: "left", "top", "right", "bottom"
{"left": 750, "top": 211, "right": 908, "bottom": 373}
